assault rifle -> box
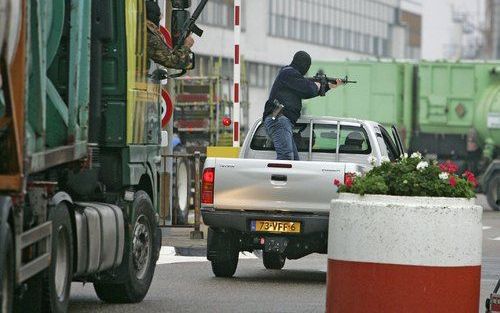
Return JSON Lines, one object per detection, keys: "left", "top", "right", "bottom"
{"left": 170, "top": 0, "right": 209, "bottom": 77}
{"left": 307, "top": 70, "right": 357, "bottom": 96}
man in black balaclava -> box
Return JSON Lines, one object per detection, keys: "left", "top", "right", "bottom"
{"left": 262, "top": 51, "right": 343, "bottom": 160}
{"left": 145, "top": 1, "right": 195, "bottom": 69}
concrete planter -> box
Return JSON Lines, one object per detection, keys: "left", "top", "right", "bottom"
{"left": 326, "top": 193, "right": 483, "bottom": 313}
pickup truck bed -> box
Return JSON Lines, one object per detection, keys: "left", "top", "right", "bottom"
{"left": 206, "top": 158, "right": 350, "bottom": 213}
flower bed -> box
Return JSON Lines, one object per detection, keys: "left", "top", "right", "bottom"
{"left": 327, "top": 152, "right": 482, "bottom": 312}
{"left": 336, "top": 153, "right": 477, "bottom": 198}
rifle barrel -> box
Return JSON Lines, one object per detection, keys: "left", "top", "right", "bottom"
{"left": 192, "top": 0, "right": 209, "bottom": 19}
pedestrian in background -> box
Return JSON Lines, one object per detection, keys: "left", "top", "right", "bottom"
{"left": 262, "top": 51, "right": 343, "bottom": 160}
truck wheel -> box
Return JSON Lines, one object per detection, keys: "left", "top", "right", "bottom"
{"left": 487, "top": 176, "right": 500, "bottom": 211}
{"left": 208, "top": 228, "right": 239, "bottom": 278}
{"left": 263, "top": 252, "right": 286, "bottom": 270}
{"left": 42, "top": 204, "right": 73, "bottom": 313}
{"left": 1, "top": 224, "right": 13, "bottom": 313}
{"left": 173, "top": 156, "right": 191, "bottom": 224}
{"left": 94, "top": 191, "right": 157, "bottom": 303}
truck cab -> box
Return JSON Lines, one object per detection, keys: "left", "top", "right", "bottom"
{"left": 0, "top": 1, "right": 189, "bottom": 312}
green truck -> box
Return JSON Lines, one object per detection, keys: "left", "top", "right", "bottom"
{"left": 304, "top": 60, "right": 500, "bottom": 210}
{"left": 0, "top": 0, "right": 186, "bottom": 312}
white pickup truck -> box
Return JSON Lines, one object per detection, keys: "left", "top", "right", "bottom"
{"left": 201, "top": 116, "right": 405, "bottom": 277}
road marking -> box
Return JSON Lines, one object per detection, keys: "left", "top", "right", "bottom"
{"left": 489, "top": 237, "right": 500, "bottom": 241}
{"left": 157, "top": 246, "right": 258, "bottom": 265}
{"left": 484, "top": 226, "right": 492, "bottom": 230}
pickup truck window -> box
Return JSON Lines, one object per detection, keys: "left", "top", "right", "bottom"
{"left": 250, "top": 122, "right": 310, "bottom": 152}
{"left": 250, "top": 122, "right": 371, "bottom": 155}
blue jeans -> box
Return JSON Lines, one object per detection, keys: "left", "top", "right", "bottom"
{"left": 264, "top": 116, "right": 299, "bottom": 160}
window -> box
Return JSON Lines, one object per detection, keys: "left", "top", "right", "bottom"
{"left": 250, "top": 122, "right": 371, "bottom": 155}
{"left": 267, "top": 0, "right": 397, "bottom": 57}
{"left": 194, "top": 0, "right": 246, "bottom": 30}
{"left": 250, "top": 122, "right": 311, "bottom": 152}
{"left": 312, "top": 124, "right": 338, "bottom": 152}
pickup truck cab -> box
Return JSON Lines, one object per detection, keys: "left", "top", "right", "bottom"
{"left": 201, "top": 116, "right": 404, "bottom": 277}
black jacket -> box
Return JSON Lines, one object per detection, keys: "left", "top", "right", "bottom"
{"left": 263, "top": 65, "right": 319, "bottom": 124}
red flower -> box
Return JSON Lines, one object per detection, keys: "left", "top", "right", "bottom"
{"left": 462, "top": 170, "right": 478, "bottom": 188}
{"left": 449, "top": 176, "right": 457, "bottom": 187}
{"left": 333, "top": 179, "right": 341, "bottom": 187}
{"left": 345, "top": 175, "right": 353, "bottom": 188}
{"left": 439, "top": 161, "right": 459, "bottom": 174}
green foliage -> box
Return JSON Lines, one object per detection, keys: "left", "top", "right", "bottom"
{"left": 338, "top": 154, "right": 476, "bottom": 198}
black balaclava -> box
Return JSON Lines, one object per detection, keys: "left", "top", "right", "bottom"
{"left": 290, "top": 51, "right": 311, "bottom": 75}
{"left": 146, "top": 1, "right": 161, "bottom": 26}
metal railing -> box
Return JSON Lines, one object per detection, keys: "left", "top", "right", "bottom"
{"left": 160, "top": 151, "right": 205, "bottom": 239}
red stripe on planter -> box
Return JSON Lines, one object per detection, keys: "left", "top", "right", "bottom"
{"left": 233, "top": 121, "right": 239, "bottom": 141}
{"left": 326, "top": 259, "right": 480, "bottom": 313}
{"left": 235, "top": 45, "right": 240, "bottom": 64}
{"left": 234, "top": 83, "right": 239, "bottom": 103}
{"left": 235, "top": 6, "right": 240, "bottom": 26}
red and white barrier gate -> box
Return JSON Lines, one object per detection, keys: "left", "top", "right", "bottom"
{"left": 327, "top": 194, "right": 482, "bottom": 313}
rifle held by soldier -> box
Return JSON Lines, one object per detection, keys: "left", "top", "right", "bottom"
{"left": 170, "top": 0, "right": 209, "bottom": 77}
{"left": 307, "top": 70, "right": 357, "bottom": 96}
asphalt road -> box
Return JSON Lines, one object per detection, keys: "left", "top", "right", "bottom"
{"left": 68, "top": 195, "right": 500, "bottom": 313}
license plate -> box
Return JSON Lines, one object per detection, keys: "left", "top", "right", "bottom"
{"left": 251, "top": 220, "right": 301, "bottom": 233}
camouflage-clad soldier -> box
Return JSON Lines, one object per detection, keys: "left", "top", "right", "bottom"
{"left": 146, "top": 1, "right": 195, "bottom": 69}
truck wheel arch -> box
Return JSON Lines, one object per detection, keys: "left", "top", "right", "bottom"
{"left": 138, "top": 174, "right": 154, "bottom": 207}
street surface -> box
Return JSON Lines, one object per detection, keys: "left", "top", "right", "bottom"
{"left": 69, "top": 195, "right": 500, "bottom": 313}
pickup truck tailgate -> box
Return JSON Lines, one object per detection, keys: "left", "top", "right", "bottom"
{"left": 212, "top": 158, "right": 345, "bottom": 213}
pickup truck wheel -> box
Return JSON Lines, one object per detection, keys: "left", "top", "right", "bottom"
{"left": 208, "top": 229, "right": 239, "bottom": 278}
{"left": 487, "top": 176, "right": 500, "bottom": 211}
{"left": 211, "top": 252, "right": 238, "bottom": 278}
{"left": 42, "top": 204, "right": 73, "bottom": 313}
{"left": 263, "top": 252, "right": 286, "bottom": 270}
{"left": 94, "top": 191, "right": 157, "bottom": 303}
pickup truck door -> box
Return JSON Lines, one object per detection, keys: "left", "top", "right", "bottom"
{"left": 213, "top": 158, "right": 346, "bottom": 213}
{"left": 391, "top": 125, "right": 405, "bottom": 156}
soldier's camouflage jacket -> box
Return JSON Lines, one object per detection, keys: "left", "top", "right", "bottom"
{"left": 146, "top": 20, "right": 192, "bottom": 70}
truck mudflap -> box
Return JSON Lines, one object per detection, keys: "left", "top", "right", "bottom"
{"left": 202, "top": 209, "right": 329, "bottom": 234}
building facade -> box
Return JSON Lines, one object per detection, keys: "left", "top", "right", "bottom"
{"left": 188, "top": 0, "right": 422, "bottom": 128}
{"left": 486, "top": 0, "right": 500, "bottom": 59}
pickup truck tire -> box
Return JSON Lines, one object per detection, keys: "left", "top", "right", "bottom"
{"left": 42, "top": 203, "right": 73, "bottom": 313}
{"left": 1, "top": 224, "right": 13, "bottom": 313}
{"left": 487, "top": 175, "right": 500, "bottom": 211}
{"left": 208, "top": 228, "right": 239, "bottom": 278}
{"left": 94, "top": 191, "right": 156, "bottom": 303}
{"left": 263, "top": 252, "right": 286, "bottom": 270}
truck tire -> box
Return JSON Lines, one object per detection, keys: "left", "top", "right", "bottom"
{"left": 487, "top": 175, "right": 500, "bottom": 211}
{"left": 208, "top": 228, "right": 239, "bottom": 278}
{"left": 263, "top": 252, "right": 286, "bottom": 270}
{"left": 1, "top": 224, "right": 13, "bottom": 313}
{"left": 42, "top": 204, "right": 73, "bottom": 313}
{"left": 173, "top": 146, "right": 191, "bottom": 225}
{"left": 94, "top": 191, "right": 157, "bottom": 303}
{"left": 173, "top": 156, "right": 191, "bottom": 224}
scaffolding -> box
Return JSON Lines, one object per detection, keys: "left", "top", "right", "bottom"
{"left": 174, "top": 57, "right": 249, "bottom": 151}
